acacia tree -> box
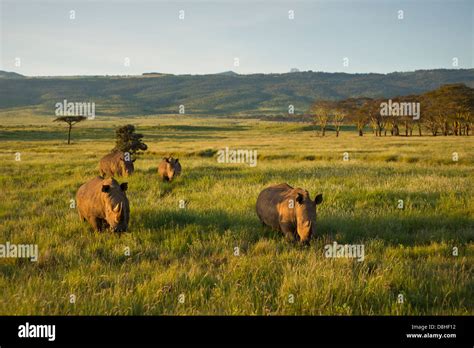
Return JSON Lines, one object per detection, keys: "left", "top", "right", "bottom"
{"left": 423, "top": 112, "right": 440, "bottom": 136}
{"left": 458, "top": 109, "right": 472, "bottom": 135}
{"left": 398, "top": 95, "right": 419, "bottom": 136}
{"left": 424, "top": 92, "right": 450, "bottom": 136}
{"left": 363, "top": 99, "right": 384, "bottom": 136}
{"left": 404, "top": 117, "right": 415, "bottom": 136}
{"left": 333, "top": 110, "right": 346, "bottom": 137}
{"left": 388, "top": 116, "right": 400, "bottom": 136}
{"left": 53, "top": 116, "right": 87, "bottom": 144}
{"left": 369, "top": 116, "right": 378, "bottom": 136}
{"left": 421, "top": 83, "right": 473, "bottom": 136}
{"left": 453, "top": 111, "right": 463, "bottom": 136}
{"left": 440, "top": 113, "right": 451, "bottom": 136}
{"left": 452, "top": 99, "right": 472, "bottom": 136}
{"left": 353, "top": 99, "right": 374, "bottom": 136}
{"left": 335, "top": 97, "right": 371, "bottom": 136}
{"left": 370, "top": 104, "right": 386, "bottom": 136}
{"left": 414, "top": 119, "right": 423, "bottom": 136}
{"left": 311, "top": 101, "right": 335, "bottom": 136}
{"left": 315, "top": 108, "right": 329, "bottom": 136}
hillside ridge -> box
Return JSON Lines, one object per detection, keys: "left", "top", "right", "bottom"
{"left": 1, "top": 69, "right": 473, "bottom": 116}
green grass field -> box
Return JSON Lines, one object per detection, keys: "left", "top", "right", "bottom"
{"left": 0, "top": 113, "right": 473, "bottom": 315}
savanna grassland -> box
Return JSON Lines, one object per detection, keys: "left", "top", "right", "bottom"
{"left": 0, "top": 112, "right": 473, "bottom": 315}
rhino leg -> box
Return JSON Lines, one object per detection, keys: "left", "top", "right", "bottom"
{"left": 256, "top": 213, "right": 266, "bottom": 228}
{"left": 279, "top": 222, "right": 297, "bottom": 242}
{"left": 87, "top": 217, "right": 101, "bottom": 232}
{"left": 97, "top": 218, "right": 109, "bottom": 232}
{"left": 78, "top": 211, "right": 86, "bottom": 222}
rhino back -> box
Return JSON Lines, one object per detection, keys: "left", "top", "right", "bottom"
{"left": 256, "top": 183, "right": 295, "bottom": 230}
{"left": 77, "top": 177, "right": 107, "bottom": 219}
{"left": 100, "top": 151, "right": 123, "bottom": 176}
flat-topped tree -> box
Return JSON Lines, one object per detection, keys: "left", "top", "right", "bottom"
{"left": 53, "top": 116, "right": 87, "bottom": 144}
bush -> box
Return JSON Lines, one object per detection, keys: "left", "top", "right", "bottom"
{"left": 113, "top": 124, "right": 148, "bottom": 155}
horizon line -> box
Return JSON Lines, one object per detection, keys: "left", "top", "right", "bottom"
{"left": 2, "top": 67, "right": 473, "bottom": 78}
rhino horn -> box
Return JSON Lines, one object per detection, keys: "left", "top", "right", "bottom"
{"left": 113, "top": 202, "right": 122, "bottom": 213}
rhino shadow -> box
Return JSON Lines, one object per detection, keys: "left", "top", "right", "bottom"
{"left": 136, "top": 207, "right": 278, "bottom": 243}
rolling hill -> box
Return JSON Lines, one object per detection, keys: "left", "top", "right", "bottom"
{"left": 1, "top": 69, "right": 473, "bottom": 117}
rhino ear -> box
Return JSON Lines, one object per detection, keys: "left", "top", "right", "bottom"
{"left": 102, "top": 185, "right": 111, "bottom": 193}
{"left": 175, "top": 158, "right": 179, "bottom": 163}
{"left": 296, "top": 193, "right": 304, "bottom": 204}
{"left": 120, "top": 182, "right": 128, "bottom": 192}
{"left": 314, "top": 193, "right": 323, "bottom": 205}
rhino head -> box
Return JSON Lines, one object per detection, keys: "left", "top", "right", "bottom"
{"left": 119, "top": 152, "right": 135, "bottom": 176}
{"left": 294, "top": 190, "right": 323, "bottom": 245}
{"left": 101, "top": 180, "right": 130, "bottom": 232}
{"left": 164, "top": 157, "right": 181, "bottom": 181}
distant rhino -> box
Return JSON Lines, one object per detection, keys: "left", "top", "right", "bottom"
{"left": 158, "top": 157, "right": 181, "bottom": 181}
{"left": 256, "top": 183, "right": 323, "bottom": 244}
{"left": 99, "top": 151, "right": 135, "bottom": 177}
{"left": 76, "top": 176, "right": 130, "bottom": 232}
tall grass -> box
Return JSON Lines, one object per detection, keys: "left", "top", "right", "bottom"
{"left": 0, "top": 114, "right": 473, "bottom": 315}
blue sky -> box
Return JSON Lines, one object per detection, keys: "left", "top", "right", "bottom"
{"left": 1, "top": 0, "right": 472, "bottom": 76}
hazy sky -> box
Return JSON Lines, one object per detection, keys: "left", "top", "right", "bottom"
{"left": 1, "top": 0, "right": 472, "bottom": 76}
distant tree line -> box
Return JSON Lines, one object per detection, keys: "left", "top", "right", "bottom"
{"left": 310, "top": 84, "right": 473, "bottom": 136}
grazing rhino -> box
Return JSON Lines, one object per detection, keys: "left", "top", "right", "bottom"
{"left": 256, "top": 183, "right": 323, "bottom": 244}
{"left": 76, "top": 176, "right": 130, "bottom": 232}
{"left": 158, "top": 157, "right": 181, "bottom": 181}
{"left": 99, "top": 151, "right": 135, "bottom": 177}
